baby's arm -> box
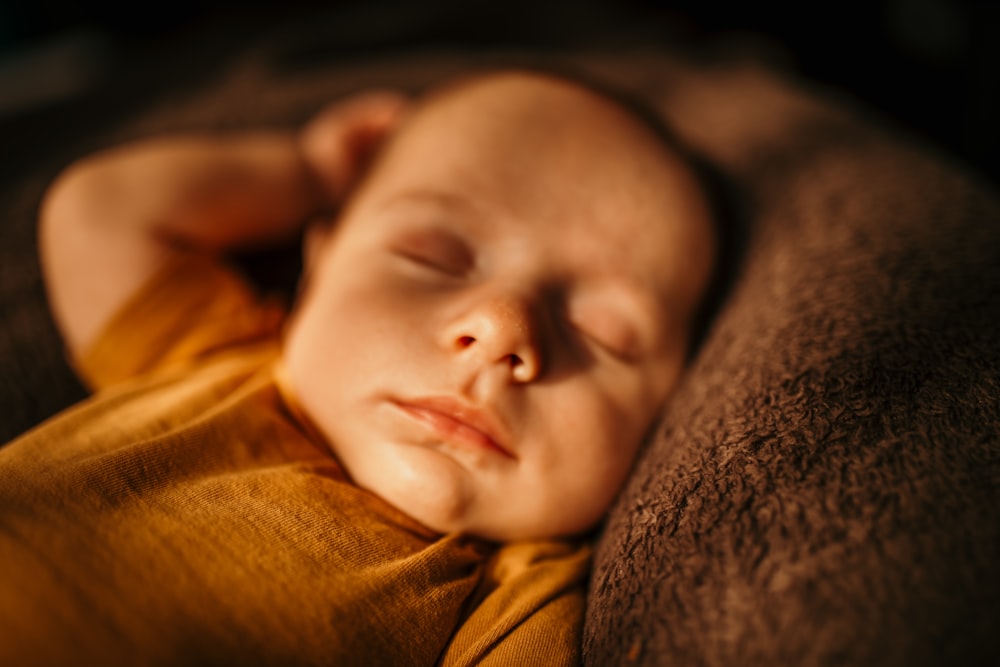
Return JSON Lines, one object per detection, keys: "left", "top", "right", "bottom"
{"left": 39, "top": 92, "right": 406, "bottom": 358}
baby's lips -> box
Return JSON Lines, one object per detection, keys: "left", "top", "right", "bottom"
{"left": 394, "top": 396, "right": 516, "bottom": 459}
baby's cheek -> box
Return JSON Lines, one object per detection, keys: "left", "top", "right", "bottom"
{"left": 540, "top": 385, "right": 643, "bottom": 508}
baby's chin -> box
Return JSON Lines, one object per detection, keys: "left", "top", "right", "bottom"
{"left": 346, "top": 439, "right": 481, "bottom": 534}
{"left": 349, "top": 439, "right": 613, "bottom": 542}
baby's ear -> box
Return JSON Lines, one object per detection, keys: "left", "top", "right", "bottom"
{"left": 300, "top": 90, "right": 410, "bottom": 204}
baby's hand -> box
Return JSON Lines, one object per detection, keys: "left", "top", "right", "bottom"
{"left": 300, "top": 91, "right": 410, "bottom": 206}
{"left": 38, "top": 89, "right": 408, "bottom": 357}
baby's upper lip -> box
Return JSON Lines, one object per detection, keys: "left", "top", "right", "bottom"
{"left": 394, "top": 395, "right": 516, "bottom": 458}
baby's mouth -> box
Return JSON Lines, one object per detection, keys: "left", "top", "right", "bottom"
{"left": 392, "top": 397, "right": 515, "bottom": 459}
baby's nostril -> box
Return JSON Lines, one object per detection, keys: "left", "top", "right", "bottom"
{"left": 458, "top": 335, "right": 476, "bottom": 348}
{"left": 508, "top": 354, "right": 523, "bottom": 368}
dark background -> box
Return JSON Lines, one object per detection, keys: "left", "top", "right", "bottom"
{"left": 1, "top": 0, "right": 998, "bottom": 184}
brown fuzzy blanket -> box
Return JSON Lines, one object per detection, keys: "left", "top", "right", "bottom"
{"left": 1, "top": 41, "right": 998, "bottom": 665}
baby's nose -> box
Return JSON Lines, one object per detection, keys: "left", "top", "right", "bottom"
{"left": 449, "top": 294, "right": 543, "bottom": 383}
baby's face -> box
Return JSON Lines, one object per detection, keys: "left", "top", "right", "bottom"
{"left": 282, "top": 73, "right": 715, "bottom": 541}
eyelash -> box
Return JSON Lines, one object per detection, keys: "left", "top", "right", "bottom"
{"left": 395, "top": 249, "right": 469, "bottom": 278}
{"left": 576, "top": 328, "right": 634, "bottom": 363}
{"left": 563, "top": 313, "right": 641, "bottom": 364}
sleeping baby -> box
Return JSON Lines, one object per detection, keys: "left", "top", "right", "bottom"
{"left": 0, "top": 70, "right": 717, "bottom": 665}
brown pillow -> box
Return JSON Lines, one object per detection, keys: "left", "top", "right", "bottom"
{"left": 581, "top": 55, "right": 1000, "bottom": 666}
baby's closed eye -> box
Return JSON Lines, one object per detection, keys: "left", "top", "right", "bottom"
{"left": 389, "top": 227, "right": 475, "bottom": 278}
{"left": 566, "top": 297, "right": 641, "bottom": 362}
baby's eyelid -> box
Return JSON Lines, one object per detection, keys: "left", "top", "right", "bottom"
{"left": 594, "top": 333, "right": 640, "bottom": 363}
{"left": 389, "top": 229, "right": 475, "bottom": 277}
{"left": 569, "top": 317, "right": 641, "bottom": 363}
{"left": 396, "top": 247, "right": 471, "bottom": 277}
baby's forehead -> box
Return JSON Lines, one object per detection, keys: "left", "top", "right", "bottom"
{"left": 349, "top": 70, "right": 717, "bottom": 317}
{"left": 378, "top": 72, "right": 690, "bottom": 206}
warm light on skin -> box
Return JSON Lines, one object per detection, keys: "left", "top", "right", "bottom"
{"left": 282, "top": 72, "right": 716, "bottom": 542}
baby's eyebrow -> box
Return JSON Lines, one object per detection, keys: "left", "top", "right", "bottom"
{"left": 378, "top": 188, "right": 489, "bottom": 225}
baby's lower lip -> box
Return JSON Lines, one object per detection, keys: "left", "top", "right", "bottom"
{"left": 395, "top": 403, "right": 513, "bottom": 458}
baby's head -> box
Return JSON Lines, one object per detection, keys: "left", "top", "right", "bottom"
{"left": 282, "top": 70, "right": 717, "bottom": 541}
